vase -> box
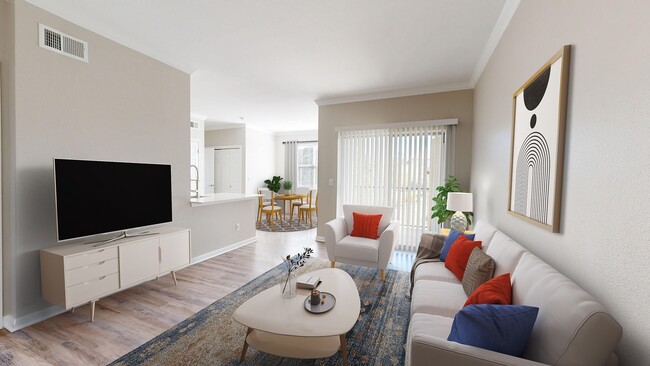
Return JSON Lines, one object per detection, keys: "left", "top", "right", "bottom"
{"left": 281, "top": 271, "right": 297, "bottom": 298}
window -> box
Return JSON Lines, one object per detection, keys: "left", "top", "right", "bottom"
{"left": 337, "top": 122, "right": 455, "bottom": 251}
{"left": 297, "top": 143, "right": 318, "bottom": 189}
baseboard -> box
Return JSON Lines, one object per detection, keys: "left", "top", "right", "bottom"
{"left": 192, "top": 236, "right": 257, "bottom": 264}
{"left": 3, "top": 305, "right": 66, "bottom": 332}
{"left": 315, "top": 236, "right": 325, "bottom": 243}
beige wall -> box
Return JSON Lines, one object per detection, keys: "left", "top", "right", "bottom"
{"left": 471, "top": 1, "right": 650, "bottom": 364}
{"left": 3, "top": 1, "right": 256, "bottom": 325}
{"left": 205, "top": 127, "right": 246, "bottom": 148}
{"left": 317, "top": 90, "right": 474, "bottom": 237}
{"left": 245, "top": 127, "right": 275, "bottom": 194}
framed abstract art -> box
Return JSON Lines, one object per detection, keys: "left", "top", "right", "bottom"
{"left": 507, "top": 45, "right": 571, "bottom": 233}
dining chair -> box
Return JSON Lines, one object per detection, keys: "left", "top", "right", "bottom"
{"left": 298, "top": 189, "right": 318, "bottom": 227}
{"left": 258, "top": 192, "right": 282, "bottom": 227}
{"left": 291, "top": 187, "right": 311, "bottom": 222}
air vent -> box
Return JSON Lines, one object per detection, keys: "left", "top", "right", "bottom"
{"left": 39, "top": 23, "right": 88, "bottom": 63}
{"left": 190, "top": 121, "right": 200, "bottom": 129}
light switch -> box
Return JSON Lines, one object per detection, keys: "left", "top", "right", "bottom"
{"left": 328, "top": 179, "right": 334, "bottom": 187}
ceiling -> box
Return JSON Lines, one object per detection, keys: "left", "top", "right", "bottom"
{"left": 26, "top": 0, "right": 518, "bottom": 132}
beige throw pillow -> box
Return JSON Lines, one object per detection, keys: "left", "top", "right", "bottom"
{"left": 462, "top": 247, "right": 496, "bottom": 296}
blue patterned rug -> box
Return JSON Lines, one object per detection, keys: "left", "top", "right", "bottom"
{"left": 109, "top": 259, "right": 410, "bottom": 365}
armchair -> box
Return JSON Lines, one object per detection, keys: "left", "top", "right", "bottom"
{"left": 324, "top": 204, "right": 399, "bottom": 280}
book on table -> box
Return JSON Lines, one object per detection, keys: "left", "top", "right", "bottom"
{"left": 297, "top": 274, "right": 321, "bottom": 289}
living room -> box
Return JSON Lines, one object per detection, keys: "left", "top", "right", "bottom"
{"left": 1, "top": 0, "right": 649, "bottom": 365}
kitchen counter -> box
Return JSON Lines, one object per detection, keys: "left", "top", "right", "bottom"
{"left": 190, "top": 193, "right": 260, "bottom": 207}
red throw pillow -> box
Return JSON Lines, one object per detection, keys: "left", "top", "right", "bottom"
{"left": 350, "top": 212, "right": 383, "bottom": 239}
{"left": 464, "top": 273, "right": 513, "bottom": 307}
{"left": 444, "top": 236, "right": 482, "bottom": 281}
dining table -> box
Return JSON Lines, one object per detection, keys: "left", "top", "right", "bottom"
{"left": 273, "top": 193, "right": 308, "bottom": 224}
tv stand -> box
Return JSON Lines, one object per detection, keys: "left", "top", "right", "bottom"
{"left": 40, "top": 227, "right": 191, "bottom": 321}
{"left": 87, "top": 230, "right": 159, "bottom": 247}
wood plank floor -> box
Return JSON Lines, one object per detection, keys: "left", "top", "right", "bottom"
{"left": 0, "top": 229, "right": 414, "bottom": 366}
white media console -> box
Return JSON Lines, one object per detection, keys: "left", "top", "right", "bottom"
{"left": 40, "top": 227, "right": 191, "bottom": 321}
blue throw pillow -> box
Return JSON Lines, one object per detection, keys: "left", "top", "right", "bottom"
{"left": 440, "top": 229, "right": 475, "bottom": 261}
{"left": 448, "top": 304, "right": 539, "bottom": 357}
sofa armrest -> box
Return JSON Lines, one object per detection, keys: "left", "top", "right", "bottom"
{"left": 410, "top": 333, "right": 548, "bottom": 366}
{"left": 377, "top": 220, "right": 400, "bottom": 269}
{"left": 324, "top": 218, "right": 348, "bottom": 262}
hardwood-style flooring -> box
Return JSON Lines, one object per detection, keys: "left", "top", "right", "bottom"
{"left": 0, "top": 229, "right": 413, "bottom": 366}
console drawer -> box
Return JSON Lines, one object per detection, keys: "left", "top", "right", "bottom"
{"left": 65, "top": 247, "right": 118, "bottom": 269}
{"left": 66, "top": 272, "right": 119, "bottom": 307}
{"left": 65, "top": 258, "right": 118, "bottom": 287}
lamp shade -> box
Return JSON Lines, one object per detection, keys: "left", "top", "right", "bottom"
{"left": 447, "top": 192, "right": 473, "bottom": 212}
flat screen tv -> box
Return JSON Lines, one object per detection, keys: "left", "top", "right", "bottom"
{"left": 54, "top": 159, "right": 173, "bottom": 242}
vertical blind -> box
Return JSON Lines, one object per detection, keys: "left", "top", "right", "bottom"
{"left": 337, "top": 124, "right": 452, "bottom": 251}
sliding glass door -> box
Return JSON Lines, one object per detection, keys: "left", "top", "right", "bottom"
{"left": 337, "top": 123, "right": 453, "bottom": 251}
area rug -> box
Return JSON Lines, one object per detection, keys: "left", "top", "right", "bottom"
{"left": 109, "top": 259, "right": 410, "bottom": 366}
{"left": 256, "top": 217, "right": 318, "bottom": 232}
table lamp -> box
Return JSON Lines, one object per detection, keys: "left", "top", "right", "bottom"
{"left": 447, "top": 192, "right": 473, "bottom": 232}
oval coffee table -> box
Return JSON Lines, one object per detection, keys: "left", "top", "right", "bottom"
{"left": 233, "top": 268, "right": 360, "bottom": 365}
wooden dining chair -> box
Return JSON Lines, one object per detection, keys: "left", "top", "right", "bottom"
{"left": 298, "top": 189, "right": 318, "bottom": 227}
{"left": 259, "top": 192, "right": 283, "bottom": 228}
{"left": 290, "top": 187, "right": 311, "bottom": 222}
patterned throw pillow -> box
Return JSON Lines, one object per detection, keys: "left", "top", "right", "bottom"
{"left": 462, "top": 247, "right": 495, "bottom": 296}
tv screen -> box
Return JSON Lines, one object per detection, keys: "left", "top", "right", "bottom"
{"left": 54, "top": 159, "right": 173, "bottom": 241}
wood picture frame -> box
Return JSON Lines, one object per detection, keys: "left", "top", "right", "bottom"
{"left": 507, "top": 45, "right": 571, "bottom": 233}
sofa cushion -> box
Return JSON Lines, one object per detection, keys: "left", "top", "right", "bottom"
{"left": 445, "top": 236, "right": 482, "bottom": 281}
{"left": 472, "top": 220, "right": 498, "bottom": 251}
{"left": 448, "top": 304, "right": 539, "bottom": 357}
{"left": 462, "top": 247, "right": 495, "bottom": 296}
{"left": 414, "top": 261, "right": 461, "bottom": 284}
{"left": 411, "top": 280, "right": 467, "bottom": 318}
{"left": 485, "top": 232, "right": 526, "bottom": 277}
{"left": 350, "top": 212, "right": 382, "bottom": 239}
{"left": 343, "top": 204, "right": 394, "bottom": 235}
{"left": 440, "top": 229, "right": 476, "bottom": 261}
{"left": 464, "top": 273, "right": 512, "bottom": 307}
{"left": 512, "top": 252, "right": 623, "bottom": 366}
{"left": 405, "top": 313, "right": 454, "bottom": 366}
{"left": 335, "top": 235, "right": 379, "bottom": 262}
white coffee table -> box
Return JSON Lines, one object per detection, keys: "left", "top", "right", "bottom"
{"left": 233, "top": 268, "right": 361, "bottom": 365}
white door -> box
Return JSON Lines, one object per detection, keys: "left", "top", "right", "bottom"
{"left": 214, "top": 148, "right": 242, "bottom": 193}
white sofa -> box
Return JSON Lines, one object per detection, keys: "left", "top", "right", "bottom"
{"left": 407, "top": 220, "right": 622, "bottom": 366}
{"left": 324, "top": 204, "right": 399, "bottom": 280}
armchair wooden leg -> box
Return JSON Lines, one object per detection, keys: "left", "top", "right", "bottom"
{"left": 380, "top": 269, "right": 385, "bottom": 281}
{"left": 330, "top": 261, "right": 335, "bottom": 268}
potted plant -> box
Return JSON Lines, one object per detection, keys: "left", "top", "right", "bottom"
{"left": 264, "top": 176, "right": 283, "bottom": 193}
{"left": 282, "top": 180, "right": 293, "bottom": 194}
{"left": 431, "top": 176, "right": 473, "bottom": 227}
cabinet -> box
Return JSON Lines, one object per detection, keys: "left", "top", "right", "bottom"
{"left": 40, "top": 227, "right": 191, "bottom": 321}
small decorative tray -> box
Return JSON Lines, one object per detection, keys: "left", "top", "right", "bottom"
{"left": 304, "top": 292, "right": 336, "bottom": 314}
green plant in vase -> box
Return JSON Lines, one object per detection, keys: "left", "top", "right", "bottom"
{"left": 264, "top": 176, "right": 283, "bottom": 193}
{"left": 282, "top": 180, "right": 293, "bottom": 193}
{"left": 431, "top": 176, "right": 473, "bottom": 227}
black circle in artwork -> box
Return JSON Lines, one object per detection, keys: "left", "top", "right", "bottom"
{"left": 523, "top": 67, "right": 551, "bottom": 111}
{"left": 530, "top": 114, "right": 537, "bottom": 128}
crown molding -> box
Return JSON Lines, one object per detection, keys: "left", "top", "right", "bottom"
{"left": 470, "top": 0, "right": 521, "bottom": 86}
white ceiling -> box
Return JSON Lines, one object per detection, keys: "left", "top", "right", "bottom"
{"left": 26, "top": 0, "right": 518, "bottom": 132}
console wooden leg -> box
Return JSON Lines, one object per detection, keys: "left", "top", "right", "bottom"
{"left": 380, "top": 269, "right": 385, "bottom": 281}
{"left": 340, "top": 334, "right": 349, "bottom": 366}
{"left": 90, "top": 301, "right": 96, "bottom": 322}
{"left": 71, "top": 307, "right": 75, "bottom": 313}
{"left": 240, "top": 327, "right": 253, "bottom": 363}
{"left": 172, "top": 271, "right": 178, "bottom": 286}
{"left": 330, "top": 261, "right": 335, "bottom": 268}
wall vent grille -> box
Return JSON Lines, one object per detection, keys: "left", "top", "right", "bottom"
{"left": 39, "top": 23, "right": 88, "bottom": 63}
{"left": 190, "top": 121, "right": 200, "bottom": 129}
